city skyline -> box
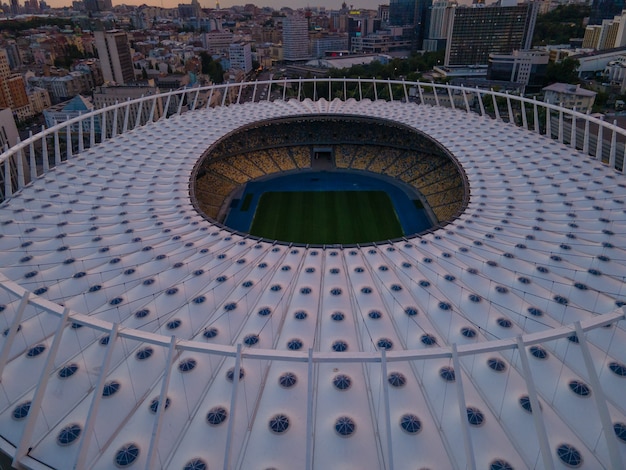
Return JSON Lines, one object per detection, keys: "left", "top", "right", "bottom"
{"left": 43, "top": 0, "right": 385, "bottom": 11}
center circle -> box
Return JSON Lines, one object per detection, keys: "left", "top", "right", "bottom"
{"left": 191, "top": 115, "right": 468, "bottom": 245}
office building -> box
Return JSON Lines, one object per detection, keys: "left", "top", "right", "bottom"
{"left": 229, "top": 43, "right": 253, "bottom": 74}
{"left": 203, "top": 31, "right": 234, "bottom": 56}
{"left": 282, "top": 15, "right": 310, "bottom": 61}
{"left": 0, "top": 49, "right": 31, "bottom": 122}
{"left": 583, "top": 11, "right": 626, "bottom": 50}
{"left": 423, "top": 0, "right": 455, "bottom": 52}
{"left": 94, "top": 30, "right": 135, "bottom": 85}
{"left": 590, "top": 0, "right": 625, "bottom": 25}
{"left": 389, "top": 0, "right": 432, "bottom": 49}
{"left": 445, "top": 3, "right": 538, "bottom": 66}
{"left": 487, "top": 49, "right": 549, "bottom": 92}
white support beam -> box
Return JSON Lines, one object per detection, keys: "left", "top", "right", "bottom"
{"left": 206, "top": 89, "right": 214, "bottom": 109}
{"left": 372, "top": 78, "right": 377, "bottom": 100}
{"left": 313, "top": 77, "right": 317, "bottom": 101}
{"left": 100, "top": 111, "right": 107, "bottom": 142}
{"left": 162, "top": 94, "right": 172, "bottom": 120}
{"left": 491, "top": 92, "right": 500, "bottom": 121}
{"left": 432, "top": 83, "right": 439, "bottom": 107}
{"left": 574, "top": 322, "right": 623, "bottom": 469}
{"left": 515, "top": 336, "right": 554, "bottom": 470}
{"left": 358, "top": 78, "right": 363, "bottom": 101}
{"left": 521, "top": 101, "right": 528, "bottom": 130}
{"left": 252, "top": 81, "right": 258, "bottom": 102}
{"left": 609, "top": 120, "right": 617, "bottom": 169}
{"left": 223, "top": 344, "right": 242, "bottom": 470}
{"left": 570, "top": 113, "right": 577, "bottom": 149}
{"left": 380, "top": 350, "right": 394, "bottom": 470}
{"left": 417, "top": 84, "right": 424, "bottom": 106}
{"left": 3, "top": 154, "right": 10, "bottom": 199}
{"left": 267, "top": 80, "right": 272, "bottom": 102}
{"left": 283, "top": 78, "right": 287, "bottom": 101}
{"left": 236, "top": 84, "right": 242, "bottom": 104}
{"left": 533, "top": 99, "right": 539, "bottom": 134}
{"left": 403, "top": 80, "right": 408, "bottom": 103}
{"left": 477, "top": 90, "right": 485, "bottom": 117}
{"left": 89, "top": 115, "right": 95, "bottom": 148}
{"left": 65, "top": 123, "right": 72, "bottom": 160}
{"left": 54, "top": 129, "right": 61, "bottom": 166}
{"left": 221, "top": 86, "right": 228, "bottom": 106}
{"left": 448, "top": 86, "right": 454, "bottom": 110}
{"left": 558, "top": 110, "right": 564, "bottom": 143}
{"left": 0, "top": 292, "right": 30, "bottom": 379}
{"left": 145, "top": 336, "right": 177, "bottom": 470}
{"left": 506, "top": 93, "right": 513, "bottom": 123}
{"left": 122, "top": 99, "right": 130, "bottom": 132}
{"left": 451, "top": 344, "right": 476, "bottom": 470}
{"left": 192, "top": 89, "right": 200, "bottom": 110}
{"left": 344, "top": 79, "right": 347, "bottom": 101}
{"left": 134, "top": 98, "right": 144, "bottom": 130}
{"left": 596, "top": 116, "right": 604, "bottom": 160}
{"left": 305, "top": 348, "right": 315, "bottom": 470}
{"left": 177, "top": 93, "right": 184, "bottom": 115}
{"left": 583, "top": 111, "right": 590, "bottom": 154}
{"left": 73, "top": 323, "right": 120, "bottom": 470}
{"left": 112, "top": 106, "right": 119, "bottom": 138}
{"left": 78, "top": 116, "right": 84, "bottom": 153}
{"left": 545, "top": 108, "right": 551, "bottom": 139}
{"left": 13, "top": 308, "right": 69, "bottom": 467}
{"left": 28, "top": 131, "right": 36, "bottom": 182}
{"left": 41, "top": 127, "right": 49, "bottom": 172}
{"left": 15, "top": 136, "right": 25, "bottom": 188}
{"left": 388, "top": 80, "right": 393, "bottom": 102}
{"left": 462, "top": 87, "right": 470, "bottom": 113}
{"left": 149, "top": 97, "right": 157, "bottom": 121}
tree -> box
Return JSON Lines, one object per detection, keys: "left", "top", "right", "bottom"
{"left": 544, "top": 58, "right": 580, "bottom": 86}
{"left": 199, "top": 52, "right": 224, "bottom": 83}
{"left": 532, "top": 5, "right": 590, "bottom": 46}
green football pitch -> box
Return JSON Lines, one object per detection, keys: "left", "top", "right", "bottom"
{"left": 249, "top": 191, "right": 404, "bottom": 244}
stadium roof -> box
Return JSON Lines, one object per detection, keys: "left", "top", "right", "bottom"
{"left": 0, "top": 96, "right": 625, "bottom": 470}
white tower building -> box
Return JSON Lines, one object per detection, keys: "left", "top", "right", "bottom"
{"left": 282, "top": 15, "right": 310, "bottom": 61}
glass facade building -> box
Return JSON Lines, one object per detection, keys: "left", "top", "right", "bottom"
{"left": 444, "top": 4, "right": 538, "bottom": 67}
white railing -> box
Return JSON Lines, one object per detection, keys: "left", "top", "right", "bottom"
{"left": 0, "top": 272, "right": 623, "bottom": 362}
{"left": 1, "top": 78, "right": 625, "bottom": 202}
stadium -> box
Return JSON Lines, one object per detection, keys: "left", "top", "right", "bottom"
{"left": 0, "top": 78, "right": 625, "bottom": 470}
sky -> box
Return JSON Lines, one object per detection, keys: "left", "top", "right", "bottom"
{"left": 44, "top": 0, "right": 384, "bottom": 11}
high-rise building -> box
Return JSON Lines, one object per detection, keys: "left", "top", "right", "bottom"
{"left": 583, "top": 10, "right": 626, "bottom": 50}
{"left": 444, "top": 3, "right": 538, "bottom": 67}
{"left": 282, "top": 15, "right": 310, "bottom": 61}
{"left": 9, "top": 0, "right": 19, "bottom": 15}
{"left": 389, "top": 0, "right": 416, "bottom": 26}
{"left": 203, "top": 31, "right": 234, "bottom": 56}
{"left": 94, "top": 30, "right": 135, "bottom": 84}
{"left": 0, "top": 49, "right": 32, "bottom": 122}
{"left": 84, "top": 0, "right": 112, "bottom": 12}
{"left": 423, "top": 0, "right": 455, "bottom": 52}
{"left": 389, "top": 0, "right": 432, "bottom": 49}
{"left": 229, "top": 43, "right": 252, "bottom": 74}
{"left": 590, "top": 0, "right": 625, "bottom": 25}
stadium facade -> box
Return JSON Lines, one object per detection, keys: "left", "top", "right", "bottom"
{"left": 0, "top": 79, "right": 625, "bottom": 470}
